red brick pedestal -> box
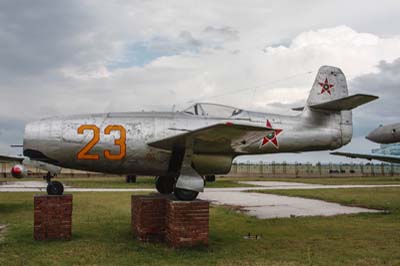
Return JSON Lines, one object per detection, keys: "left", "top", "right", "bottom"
{"left": 34, "top": 194, "right": 73, "bottom": 241}
{"left": 166, "top": 200, "right": 209, "bottom": 247}
{"left": 131, "top": 195, "right": 167, "bottom": 242}
{"left": 131, "top": 195, "right": 209, "bottom": 247}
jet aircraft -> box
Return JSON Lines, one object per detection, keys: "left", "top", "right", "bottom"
{"left": 331, "top": 123, "right": 400, "bottom": 163}
{"left": 1, "top": 66, "right": 377, "bottom": 200}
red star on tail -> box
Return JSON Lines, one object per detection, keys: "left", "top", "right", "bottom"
{"left": 318, "top": 78, "right": 334, "bottom": 95}
{"left": 260, "top": 120, "right": 283, "bottom": 148}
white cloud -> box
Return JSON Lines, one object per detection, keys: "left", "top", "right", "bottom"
{"left": 1, "top": 1, "right": 400, "bottom": 163}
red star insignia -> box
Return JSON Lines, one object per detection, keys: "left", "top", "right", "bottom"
{"left": 318, "top": 78, "right": 334, "bottom": 95}
{"left": 260, "top": 120, "right": 283, "bottom": 148}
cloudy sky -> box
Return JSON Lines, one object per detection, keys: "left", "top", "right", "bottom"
{"left": 1, "top": 0, "right": 400, "bottom": 163}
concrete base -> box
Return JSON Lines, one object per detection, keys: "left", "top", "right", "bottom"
{"left": 34, "top": 194, "right": 72, "bottom": 241}
{"left": 131, "top": 195, "right": 209, "bottom": 247}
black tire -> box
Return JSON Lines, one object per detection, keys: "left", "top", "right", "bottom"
{"left": 155, "top": 176, "right": 174, "bottom": 194}
{"left": 205, "top": 175, "right": 216, "bottom": 182}
{"left": 47, "top": 181, "right": 64, "bottom": 195}
{"left": 173, "top": 187, "right": 199, "bottom": 201}
{"left": 126, "top": 175, "right": 136, "bottom": 183}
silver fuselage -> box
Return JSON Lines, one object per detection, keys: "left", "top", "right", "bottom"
{"left": 366, "top": 123, "right": 400, "bottom": 144}
{"left": 23, "top": 109, "right": 350, "bottom": 176}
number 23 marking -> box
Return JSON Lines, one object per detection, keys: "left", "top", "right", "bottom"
{"left": 77, "top": 125, "right": 126, "bottom": 160}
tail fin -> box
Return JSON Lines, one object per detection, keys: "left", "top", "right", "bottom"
{"left": 303, "top": 66, "right": 351, "bottom": 146}
{"left": 301, "top": 65, "right": 378, "bottom": 147}
{"left": 306, "top": 65, "right": 348, "bottom": 107}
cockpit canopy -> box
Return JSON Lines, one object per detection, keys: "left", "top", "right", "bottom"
{"left": 183, "top": 103, "right": 245, "bottom": 118}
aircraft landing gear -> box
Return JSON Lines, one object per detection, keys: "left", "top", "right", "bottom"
{"left": 155, "top": 176, "right": 199, "bottom": 200}
{"left": 47, "top": 181, "right": 64, "bottom": 195}
{"left": 155, "top": 176, "right": 175, "bottom": 194}
{"left": 44, "top": 172, "right": 64, "bottom": 195}
{"left": 173, "top": 187, "right": 199, "bottom": 201}
{"left": 205, "top": 175, "right": 216, "bottom": 182}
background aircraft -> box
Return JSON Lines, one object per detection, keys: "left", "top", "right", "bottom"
{"left": 332, "top": 123, "right": 400, "bottom": 163}
{"left": 1, "top": 66, "right": 377, "bottom": 200}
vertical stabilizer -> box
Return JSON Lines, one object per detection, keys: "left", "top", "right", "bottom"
{"left": 306, "top": 66, "right": 348, "bottom": 106}
{"left": 303, "top": 66, "right": 352, "bottom": 146}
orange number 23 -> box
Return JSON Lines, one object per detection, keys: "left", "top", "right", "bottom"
{"left": 77, "top": 125, "right": 126, "bottom": 160}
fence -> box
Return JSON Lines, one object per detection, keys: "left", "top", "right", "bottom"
{"left": 228, "top": 161, "right": 400, "bottom": 178}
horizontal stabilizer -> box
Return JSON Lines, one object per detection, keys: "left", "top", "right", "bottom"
{"left": 331, "top": 152, "right": 400, "bottom": 164}
{"left": 292, "top": 106, "right": 304, "bottom": 111}
{"left": 0, "top": 154, "right": 24, "bottom": 163}
{"left": 310, "top": 94, "right": 378, "bottom": 112}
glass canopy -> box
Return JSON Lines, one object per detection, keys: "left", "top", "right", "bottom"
{"left": 183, "top": 103, "right": 244, "bottom": 118}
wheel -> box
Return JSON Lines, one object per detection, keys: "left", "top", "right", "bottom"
{"left": 205, "top": 175, "right": 216, "bottom": 182}
{"left": 126, "top": 175, "right": 136, "bottom": 183}
{"left": 47, "top": 181, "right": 64, "bottom": 195}
{"left": 173, "top": 187, "right": 199, "bottom": 201}
{"left": 155, "top": 176, "right": 174, "bottom": 194}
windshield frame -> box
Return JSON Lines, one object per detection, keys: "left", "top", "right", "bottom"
{"left": 182, "top": 102, "right": 246, "bottom": 119}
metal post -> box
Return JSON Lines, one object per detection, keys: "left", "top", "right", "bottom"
{"left": 272, "top": 161, "right": 275, "bottom": 177}
{"left": 283, "top": 161, "right": 286, "bottom": 176}
{"left": 371, "top": 163, "right": 375, "bottom": 176}
{"left": 317, "top": 162, "right": 322, "bottom": 177}
{"left": 360, "top": 163, "right": 364, "bottom": 176}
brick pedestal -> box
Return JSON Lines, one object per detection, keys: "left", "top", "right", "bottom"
{"left": 131, "top": 195, "right": 167, "bottom": 242}
{"left": 166, "top": 200, "right": 209, "bottom": 247}
{"left": 34, "top": 194, "right": 72, "bottom": 241}
{"left": 131, "top": 195, "right": 209, "bottom": 247}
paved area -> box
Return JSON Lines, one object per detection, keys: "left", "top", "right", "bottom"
{"left": 1, "top": 180, "right": 392, "bottom": 218}
{"left": 198, "top": 191, "right": 380, "bottom": 218}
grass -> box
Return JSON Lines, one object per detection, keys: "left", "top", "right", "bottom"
{"left": 0, "top": 176, "right": 256, "bottom": 189}
{"left": 0, "top": 189, "right": 400, "bottom": 265}
{"left": 253, "top": 187, "right": 400, "bottom": 211}
{"left": 230, "top": 175, "right": 400, "bottom": 185}
{"left": 2, "top": 175, "right": 400, "bottom": 189}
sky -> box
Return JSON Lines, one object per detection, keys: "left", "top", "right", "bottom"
{"left": 1, "top": 0, "right": 400, "bottom": 163}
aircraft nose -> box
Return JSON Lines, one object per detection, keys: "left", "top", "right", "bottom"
{"left": 365, "top": 127, "right": 381, "bottom": 143}
{"left": 365, "top": 132, "right": 374, "bottom": 141}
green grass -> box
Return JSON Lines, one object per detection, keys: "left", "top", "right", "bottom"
{"left": 253, "top": 187, "right": 400, "bottom": 211}
{"left": 0, "top": 176, "right": 256, "bottom": 189}
{"left": 230, "top": 176, "right": 400, "bottom": 185}
{"left": 1, "top": 190, "right": 400, "bottom": 265}
{"left": 59, "top": 176, "right": 253, "bottom": 189}
{"left": 2, "top": 175, "right": 400, "bottom": 189}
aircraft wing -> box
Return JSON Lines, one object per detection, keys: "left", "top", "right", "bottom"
{"left": 331, "top": 152, "right": 400, "bottom": 164}
{"left": 148, "top": 123, "right": 273, "bottom": 153}
{"left": 0, "top": 154, "right": 25, "bottom": 163}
